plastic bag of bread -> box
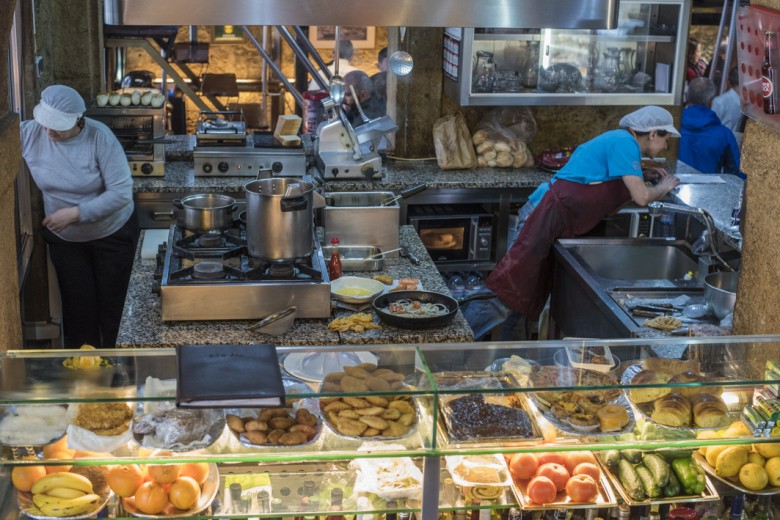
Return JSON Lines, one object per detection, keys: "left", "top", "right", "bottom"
{"left": 432, "top": 112, "right": 477, "bottom": 169}
{"left": 472, "top": 107, "right": 537, "bottom": 168}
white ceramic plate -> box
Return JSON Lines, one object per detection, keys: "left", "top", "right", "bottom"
{"left": 282, "top": 351, "right": 378, "bottom": 383}
{"left": 330, "top": 276, "right": 385, "bottom": 304}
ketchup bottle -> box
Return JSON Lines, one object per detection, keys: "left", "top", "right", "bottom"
{"left": 328, "top": 237, "right": 342, "bottom": 280}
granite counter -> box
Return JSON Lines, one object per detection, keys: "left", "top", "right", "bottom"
{"left": 116, "top": 226, "right": 473, "bottom": 348}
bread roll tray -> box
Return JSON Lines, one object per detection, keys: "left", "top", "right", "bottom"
{"left": 600, "top": 454, "right": 720, "bottom": 506}
{"left": 508, "top": 458, "right": 618, "bottom": 511}
{"left": 622, "top": 363, "right": 741, "bottom": 431}
{"left": 693, "top": 452, "right": 780, "bottom": 496}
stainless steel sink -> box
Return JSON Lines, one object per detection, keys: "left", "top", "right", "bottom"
{"left": 557, "top": 238, "right": 699, "bottom": 283}
{"left": 551, "top": 238, "right": 705, "bottom": 339}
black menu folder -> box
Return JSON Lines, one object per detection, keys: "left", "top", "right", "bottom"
{"left": 175, "top": 344, "right": 285, "bottom": 408}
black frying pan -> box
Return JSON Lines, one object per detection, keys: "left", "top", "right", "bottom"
{"left": 372, "top": 290, "right": 459, "bottom": 329}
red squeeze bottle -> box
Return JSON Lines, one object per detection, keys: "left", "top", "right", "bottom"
{"left": 328, "top": 237, "right": 342, "bottom": 280}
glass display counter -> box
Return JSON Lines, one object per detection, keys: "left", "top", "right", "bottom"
{"left": 1, "top": 336, "right": 779, "bottom": 519}
{"left": 443, "top": 0, "right": 691, "bottom": 106}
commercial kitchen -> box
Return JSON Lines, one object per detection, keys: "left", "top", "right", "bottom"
{"left": 3, "top": 1, "right": 780, "bottom": 520}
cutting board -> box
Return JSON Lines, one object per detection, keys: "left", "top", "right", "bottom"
{"left": 141, "top": 229, "right": 169, "bottom": 259}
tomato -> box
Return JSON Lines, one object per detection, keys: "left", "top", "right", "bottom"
{"left": 537, "top": 452, "right": 566, "bottom": 466}
{"left": 534, "top": 462, "right": 570, "bottom": 491}
{"left": 526, "top": 476, "right": 558, "bottom": 505}
{"left": 565, "top": 474, "right": 600, "bottom": 503}
{"left": 509, "top": 452, "right": 539, "bottom": 481}
{"left": 572, "top": 462, "right": 601, "bottom": 482}
{"left": 561, "top": 451, "right": 597, "bottom": 473}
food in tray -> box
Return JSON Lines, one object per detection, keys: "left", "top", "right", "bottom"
{"left": 444, "top": 394, "right": 535, "bottom": 440}
{"left": 0, "top": 405, "right": 68, "bottom": 446}
{"left": 501, "top": 355, "right": 535, "bottom": 387}
{"left": 643, "top": 315, "right": 682, "bottom": 331}
{"left": 372, "top": 274, "right": 393, "bottom": 285}
{"left": 600, "top": 449, "right": 707, "bottom": 502}
{"left": 508, "top": 451, "right": 602, "bottom": 505}
{"left": 386, "top": 298, "right": 450, "bottom": 318}
{"left": 533, "top": 384, "right": 629, "bottom": 434}
{"left": 62, "top": 344, "right": 110, "bottom": 370}
{"left": 319, "top": 365, "right": 417, "bottom": 439}
{"left": 596, "top": 404, "right": 631, "bottom": 432}
{"left": 565, "top": 345, "right": 616, "bottom": 373}
{"left": 133, "top": 403, "right": 223, "bottom": 449}
{"left": 20, "top": 471, "right": 104, "bottom": 518}
{"left": 530, "top": 366, "right": 621, "bottom": 406}
{"left": 351, "top": 456, "right": 423, "bottom": 499}
{"left": 389, "top": 277, "right": 421, "bottom": 292}
{"left": 695, "top": 420, "right": 780, "bottom": 491}
{"left": 71, "top": 403, "right": 133, "bottom": 436}
{"left": 226, "top": 407, "right": 319, "bottom": 446}
{"left": 446, "top": 454, "right": 510, "bottom": 502}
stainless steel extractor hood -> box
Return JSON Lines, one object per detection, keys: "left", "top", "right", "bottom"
{"left": 104, "top": 0, "right": 620, "bottom": 29}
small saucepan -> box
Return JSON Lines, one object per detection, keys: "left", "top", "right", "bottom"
{"left": 372, "top": 290, "right": 459, "bottom": 329}
{"left": 173, "top": 193, "right": 238, "bottom": 233}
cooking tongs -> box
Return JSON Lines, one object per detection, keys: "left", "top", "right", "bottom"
{"left": 379, "top": 185, "right": 427, "bottom": 206}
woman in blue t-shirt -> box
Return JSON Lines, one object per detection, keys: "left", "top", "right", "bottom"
{"left": 465, "top": 106, "right": 682, "bottom": 340}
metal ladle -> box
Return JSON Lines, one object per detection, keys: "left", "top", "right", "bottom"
{"left": 389, "top": 27, "right": 414, "bottom": 76}
{"left": 329, "top": 26, "right": 345, "bottom": 104}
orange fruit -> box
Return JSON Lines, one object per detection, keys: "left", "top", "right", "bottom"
{"left": 168, "top": 476, "right": 201, "bottom": 510}
{"left": 44, "top": 451, "right": 74, "bottom": 474}
{"left": 107, "top": 465, "right": 145, "bottom": 498}
{"left": 11, "top": 458, "right": 47, "bottom": 492}
{"left": 179, "top": 463, "right": 209, "bottom": 485}
{"left": 73, "top": 450, "right": 112, "bottom": 459}
{"left": 148, "top": 463, "right": 182, "bottom": 484}
{"left": 134, "top": 481, "right": 169, "bottom": 515}
{"left": 42, "top": 436, "right": 75, "bottom": 459}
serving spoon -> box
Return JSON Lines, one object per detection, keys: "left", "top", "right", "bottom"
{"left": 329, "top": 26, "right": 345, "bottom": 104}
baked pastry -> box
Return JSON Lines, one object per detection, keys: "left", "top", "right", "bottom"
{"left": 668, "top": 371, "right": 706, "bottom": 398}
{"left": 691, "top": 393, "right": 729, "bottom": 428}
{"left": 596, "top": 404, "right": 630, "bottom": 432}
{"left": 629, "top": 370, "right": 672, "bottom": 403}
{"left": 567, "top": 413, "right": 599, "bottom": 432}
{"left": 643, "top": 315, "right": 682, "bottom": 331}
{"left": 642, "top": 357, "right": 701, "bottom": 375}
{"left": 651, "top": 392, "right": 692, "bottom": 427}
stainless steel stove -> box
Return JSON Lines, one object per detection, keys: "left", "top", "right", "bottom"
{"left": 193, "top": 111, "right": 306, "bottom": 177}
{"left": 153, "top": 221, "right": 331, "bottom": 321}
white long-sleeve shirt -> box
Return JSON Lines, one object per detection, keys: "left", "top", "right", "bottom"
{"left": 308, "top": 59, "right": 361, "bottom": 90}
{"left": 21, "top": 118, "right": 134, "bottom": 242}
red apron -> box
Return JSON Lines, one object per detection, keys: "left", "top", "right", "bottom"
{"left": 486, "top": 179, "right": 631, "bottom": 320}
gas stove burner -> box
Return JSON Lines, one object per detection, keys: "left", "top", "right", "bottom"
{"left": 192, "top": 261, "right": 226, "bottom": 280}
{"left": 267, "top": 264, "right": 296, "bottom": 278}
{"left": 197, "top": 232, "right": 224, "bottom": 248}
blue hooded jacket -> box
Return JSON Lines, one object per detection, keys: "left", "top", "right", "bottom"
{"left": 679, "top": 104, "right": 742, "bottom": 176}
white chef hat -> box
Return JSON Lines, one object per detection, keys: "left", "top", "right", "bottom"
{"left": 33, "top": 85, "right": 86, "bottom": 132}
{"left": 619, "top": 106, "right": 680, "bottom": 137}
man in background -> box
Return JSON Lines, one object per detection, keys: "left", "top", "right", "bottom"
{"left": 342, "top": 70, "right": 386, "bottom": 126}
{"left": 679, "top": 77, "right": 742, "bottom": 176}
{"left": 371, "top": 47, "right": 388, "bottom": 105}
{"left": 308, "top": 40, "right": 360, "bottom": 90}
{"left": 711, "top": 67, "right": 745, "bottom": 144}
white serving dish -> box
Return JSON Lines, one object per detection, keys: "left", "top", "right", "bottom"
{"left": 330, "top": 276, "right": 385, "bottom": 304}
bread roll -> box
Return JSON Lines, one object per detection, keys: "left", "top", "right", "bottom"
{"left": 668, "top": 371, "right": 705, "bottom": 398}
{"left": 652, "top": 392, "right": 691, "bottom": 427}
{"left": 629, "top": 370, "right": 672, "bottom": 403}
{"left": 597, "top": 404, "right": 629, "bottom": 432}
{"left": 642, "top": 357, "right": 700, "bottom": 375}
{"left": 691, "top": 393, "right": 729, "bottom": 428}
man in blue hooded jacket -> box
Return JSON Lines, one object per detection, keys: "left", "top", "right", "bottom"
{"left": 679, "top": 77, "right": 742, "bottom": 176}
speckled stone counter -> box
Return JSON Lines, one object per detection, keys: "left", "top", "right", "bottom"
{"left": 116, "top": 226, "right": 473, "bottom": 348}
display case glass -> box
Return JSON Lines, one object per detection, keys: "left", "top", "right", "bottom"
{"left": 1, "top": 336, "right": 779, "bottom": 519}
{"left": 443, "top": 0, "right": 691, "bottom": 106}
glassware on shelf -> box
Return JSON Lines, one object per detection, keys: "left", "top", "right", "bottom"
{"left": 473, "top": 51, "right": 497, "bottom": 92}
{"left": 596, "top": 47, "right": 622, "bottom": 92}
{"left": 522, "top": 42, "right": 540, "bottom": 89}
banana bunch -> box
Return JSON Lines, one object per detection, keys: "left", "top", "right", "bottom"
{"left": 28, "top": 472, "right": 101, "bottom": 517}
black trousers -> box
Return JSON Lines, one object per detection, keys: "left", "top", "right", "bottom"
{"left": 43, "top": 211, "right": 140, "bottom": 348}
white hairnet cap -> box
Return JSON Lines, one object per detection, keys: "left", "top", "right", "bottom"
{"left": 33, "top": 85, "right": 86, "bottom": 132}
{"left": 618, "top": 106, "right": 680, "bottom": 137}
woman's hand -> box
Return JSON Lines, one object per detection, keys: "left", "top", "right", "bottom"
{"left": 642, "top": 166, "right": 670, "bottom": 184}
{"left": 43, "top": 207, "right": 80, "bottom": 233}
{"left": 657, "top": 174, "right": 681, "bottom": 192}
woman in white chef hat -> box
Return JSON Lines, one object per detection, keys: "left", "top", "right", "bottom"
{"left": 21, "top": 84, "right": 139, "bottom": 348}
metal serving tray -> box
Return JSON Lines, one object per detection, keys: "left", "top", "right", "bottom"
{"left": 322, "top": 245, "right": 384, "bottom": 272}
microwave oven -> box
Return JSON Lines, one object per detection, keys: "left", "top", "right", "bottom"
{"left": 408, "top": 204, "right": 493, "bottom": 263}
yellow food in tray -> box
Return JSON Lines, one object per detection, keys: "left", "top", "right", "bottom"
{"left": 373, "top": 274, "right": 393, "bottom": 285}
{"left": 328, "top": 313, "right": 381, "bottom": 333}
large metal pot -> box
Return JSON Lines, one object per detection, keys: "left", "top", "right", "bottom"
{"left": 172, "top": 193, "right": 237, "bottom": 232}
{"left": 244, "top": 178, "right": 325, "bottom": 261}
{"left": 704, "top": 271, "right": 739, "bottom": 320}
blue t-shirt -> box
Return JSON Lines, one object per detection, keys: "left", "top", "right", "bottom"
{"left": 529, "top": 129, "right": 643, "bottom": 205}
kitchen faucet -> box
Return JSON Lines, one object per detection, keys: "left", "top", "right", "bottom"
{"left": 647, "top": 201, "right": 734, "bottom": 272}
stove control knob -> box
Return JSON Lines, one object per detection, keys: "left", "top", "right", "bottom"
{"left": 202, "top": 162, "right": 213, "bottom": 173}
{"left": 272, "top": 161, "right": 283, "bottom": 173}
{"left": 218, "top": 161, "right": 230, "bottom": 173}
{"left": 141, "top": 162, "right": 154, "bottom": 175}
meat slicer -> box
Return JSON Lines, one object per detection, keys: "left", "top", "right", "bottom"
{"left": 314, "top": 97, "right": 397, "bottom": 180}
